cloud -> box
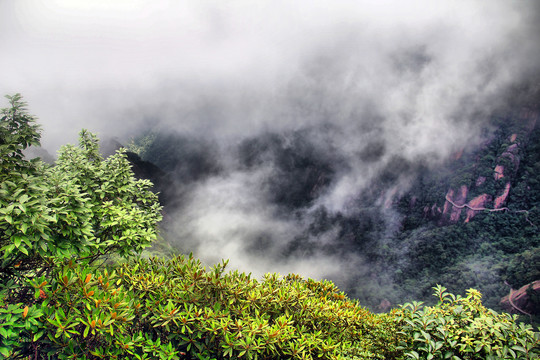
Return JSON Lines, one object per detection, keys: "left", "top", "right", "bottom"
{"left": 1, "top": 0, "right": 539, "bottom": 286}
{"left": 2, "top": 0, "right": 539, "bottom": 146}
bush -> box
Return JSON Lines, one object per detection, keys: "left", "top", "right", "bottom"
{"left": 7, "top": 255, "right": 399, "bottom": 359}
{"left": 396, "top": 285, "right": 540, "bottom": 359}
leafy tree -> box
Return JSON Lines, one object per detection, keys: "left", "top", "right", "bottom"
{"left": 0, "top": 94, "right": 162, "bottom": 356}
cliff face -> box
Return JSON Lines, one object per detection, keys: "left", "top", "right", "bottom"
{"left": 464, "top": 193, "right": 492, "bottom": 223}
{"left": 438, "top": 108, "right": 539, "bottom": 224}
{"left": 442, "top": 185, "right": 468, "bottom": 222}
{"left": 500, "top": 280, "right": 540, "bottom": 317}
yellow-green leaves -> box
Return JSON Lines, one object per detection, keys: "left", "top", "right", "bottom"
{"left": 111, "top": 255, "right": 394, "bottom": 360}
{"left": 397, "top": 285, "right": 540, "bottom": 359}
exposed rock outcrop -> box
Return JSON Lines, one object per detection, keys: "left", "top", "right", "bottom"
{"left": 464, "top": 194, "right": 492, "bottom": 223}
{"left": 494, "top": 165, "right": 505, "bottom": 180}
{"left": 500, "top": 280, "right": 540, "bottom": 316}
{"left": 424, "top": 203, "right": 442, "bottom": 219}
{"left": 440, "top": 108, "right": 539, "bottom": 224}
{"left": 442, "top": 185, "right": 468, "bottom": 223}
{"left": 500, "top": 143, "right": 520, "bottom": 172}
{"left": 475, "top": 176, "right": 486, "bottom": 187}
{"left": 494, "top": 182, "right": 511, "bottom": 209}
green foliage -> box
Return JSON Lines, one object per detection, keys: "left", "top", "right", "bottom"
{"left": 3, "top": 255, "right": 401, "bottom": 359}
{"left": 53, "top": 130, "right": 163, "bottom": 258}
{"left": 0, "top": 95, "right": 162, "bottom": 357}
{"left": 397, "top": 285, "right": 540, "bottom": 359}
{"left": 504, "top": 248, "right": 540, "bottom": 289}
{"left": 6, "top": 257, "right": 539, "bottom": 359}
{"left": 0, "top": 94, "right": 41, "bottom": 172}
{"left": 125, "top": 132, "right": 157, "bottom": 157}
{"left": 117, "top": 255, "right": 400, "bottom": 360}
{"left": 0, "top": 95, "right": 162, "bottom": 301}
{"left": 2, "top": 264, "right": 181, "bottom": 359}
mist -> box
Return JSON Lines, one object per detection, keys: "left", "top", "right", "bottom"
{"left": 2, "top": 0, "right": 540, "bottom": 299}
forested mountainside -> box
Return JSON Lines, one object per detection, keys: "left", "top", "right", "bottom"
{"left": 127, "top": 93, "right": 540, "bottom": 322}
{"left": 384, "top": 106, "right": 540, "bottom": 312}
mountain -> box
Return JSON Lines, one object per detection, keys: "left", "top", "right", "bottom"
{"left": 388, "top": 104, "right": 540, "bottom": 314}
{"left": 126, "top": 90, "right": 540, "bottom": 323}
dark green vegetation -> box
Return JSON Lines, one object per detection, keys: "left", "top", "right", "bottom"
{"left": 1, "top": 95, "right": 539, "bottom": 359}
{"left": 387, "top": 110, "right": 540, "bottom": 313}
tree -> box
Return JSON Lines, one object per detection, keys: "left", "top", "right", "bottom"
{"left": 0, "top": 93, "right": 162, "bottom": 306}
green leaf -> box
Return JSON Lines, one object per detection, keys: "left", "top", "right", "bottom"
{"left": 33, "top": 331, "right": 44, "bottom": 341}
{"left": 1, "top": 244, "right": 15, "bottom": 258}
{"left": 13, "top": 236, "right": 21, "bottom": 248}
{"left": 0, "top": 347, "right": 10, "bottom": 357}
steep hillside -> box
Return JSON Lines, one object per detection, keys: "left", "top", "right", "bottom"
{"left": 127, "top": 98, "right": 540, "bottom": 322}
{"left": 385, "top": 106, "right": 540, "bottom": 315}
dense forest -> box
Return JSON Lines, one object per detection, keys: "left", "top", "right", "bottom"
{"left": 2, "top": 95, "right": 539, "bottom": 358}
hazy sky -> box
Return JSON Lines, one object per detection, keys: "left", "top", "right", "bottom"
{"left": 2, "top": 0, "right": 539, "bottom": 280}
{"left": 2, "top": 0, "right": 539, "bottom": 150}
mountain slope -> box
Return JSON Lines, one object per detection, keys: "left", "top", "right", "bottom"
{"left": 127, "top": 95, "right": 540, "bottom": 321}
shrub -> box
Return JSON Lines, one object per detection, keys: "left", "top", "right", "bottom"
{"left": 396, "top": 285, "right": 540, "bottom": 359}
{"left": 4, "top": 255, "right": 401, "bottom": 359}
